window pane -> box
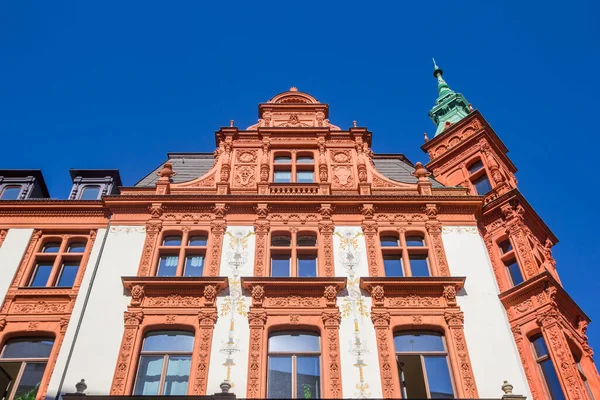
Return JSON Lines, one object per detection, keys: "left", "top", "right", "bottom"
{"left": 29, "top": 264, "right": 53, "bottom": 287}
{"left": 540, "top": 359, "right": 566, "bottom": 400}
{"left": 274, "top": 155, "right": 292, "bottom": 163}
{"left": 269, "top": 333, "right": 320, "bottom": 353}
{"left": 12, "top": 363, "right": 47, "bottom": 400}
{"left": 143, "top": 331, "right": 194, "bottom": 352}
{"left": 163, "top": 356, "right": 191, "bottom": 395}
{"left": 409, "top": 254, "right": 430, "bottom": 277}
{"left": 134, "top": 355, "right": 163, "bottom": 395}
{"left": 43, "top": 243, "right": 61, "bottom": 253}
{"left": 79, "top": 186, "right": 101, "bottom": 200}
{"left": 297, "top": 356, "right": 320, "bottom": 399}
{"left": 383, "top": 255, "right": 403, "bottom": 277}
{"left": 298, "top": 256, "right": 317, "bottom": 277}
{"left": 473, "top": 174, "right": 492, "bottom": 195}
{"left": 68, "top": 242, "right": 86, "bottom": 253}
{"left": 268, "top": 356, "right": 292, "bottom": 398}
{"left": 406, "top": 236, "right": 425, "bottom": 246}
{"left": 1, "top": 186, "right": 21, "bottom": 200}
{"left": 398, "top": 354, "right": 428, "bottom": 399}
{"left": 1, "top": 339, "right": 54, "bottom": 358}
{"left": 532, "top": 335, "right": 549, "bottom": 358}
{"left": 380, "top": 236, "right": 399, "bottom": 247}
{"left": 56, "top": 263, "right": 79, "bottom": 287}
{"left": 395, "top": 333, "right": 445, "bottom": 352}
{"left": 297, "top": 156, "right": 314, "bottom": 164}
{"left": 157, "top": 256, "right": 178, "bottom": 277}
{"left": 274, "top": 171, "right": 291, "bottom": 183}
{"left": 297, "top": 235, "right": 317, "bottom": 247}
{"left": 271, "top": 255, "right": 290, "bottom": 277}
{"left": 506, "top": 259, "right": 524, "bottom": 286}
{"left": 297, "top": 170, "right": 314, "bottom": 183}
{"left": 498, "top": 239, "right": 513, "bottom": 254}
{"left": 188, "top": 236, "right": 207, "bottom": 246}
{"left": 467, "top": 160, "right": 484, "bottom": 174}
{"left": 184, "top": 256, "right": 204, "bottom": 277}
{"left": 424, "top": 356, "right": 454, "bottom": 398}
{"left": 272, "top": 235, "right": 291, "bottom": 247}
{"left": 163, "top": 236, "right": 182, "bottom": 246}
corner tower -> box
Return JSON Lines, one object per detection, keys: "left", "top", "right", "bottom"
{"left": 422, "top": 62, "right": 599, "bottom": 400}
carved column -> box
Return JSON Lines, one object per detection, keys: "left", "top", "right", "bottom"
{"left": 111, "top": 311, "right": 144, "bottom": 395}
{"left": 371, "top": 310, "right": 397, "bottom": 398}
{"left": 138, "top": 221, "right": 161, "bottom": 276}
{"left": 254, "top": 204, "right": 270, "bottom": 277}
{"left": 322, "top": 310, "right": 342, "bottom": 398}
{"left": 246, "top": 310, "right": 267, "bottom": 398}
{"left": 425, "top": 221, "right": 450, "bottom": 276}
{"left": 319, "top": 204, "right": 335, "bottom": 277}
{"left": 444, "top": 312, "right": 478, "bottom": 398}
{"left": 482, "top": 227, "right": 505, "bottom": 291}
{"left": 361, "top": 220, "right": 380, "bottom": 277}
{"left": 193, "top": 310, "right": 218, "bottom": 394}
{"left": 512, "top": 325, "right": 539, "bottom": 400}
{"left": 537, "top": 310, "right": 587, "bottom": 400}
{"left": 209, "top": 206, "right": 227, "bottom": 276}
{"left": 11, "top": 229, "right": 42, "bottom": 286}
{"left": 502, "top": 204, "right": 538, "bottom": 280}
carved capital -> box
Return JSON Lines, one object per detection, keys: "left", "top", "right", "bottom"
{"left": 124, "top": 311, "right": 143, "bottom": 327}
{"left": 425, "top": 221, "right": 442, "bottom": 235}
{"left": 210, "top": 220, "right": 227, "bottom": 234}
{"left": 318, "top": 221, "right": 335, "bottom": 235}
{"left": 198, "top": 310, "right": 218, "bottom": 326}
{"left": 213, "top": 204, "right": 228, "bottom": 219}
{"left": 371, "top": 310, "right": 391, "bottom": 327}
{"left": 255, "top": 204, "right": 269, "bottom": 218}
{"left": 254, "top": 221, "right": 270, "bottom": 235}
{"left": 145, "top": 220, "right": 162, "bottom": 234}
{"left": 424, "top": 204, "right": 438, "bottom": 219}
{"left": 536, "top": 309, "right": 560, "bottom": 327}
{"left": 444, "top": 311, "right": 464, "bottom": 327}
{"left": 319, "top": 204, "right": 333, "bottom": 219}
{"left": 361, "top": 220, "right": 378, "bottom": 235}
{"left": 248, "top": 310, "right": 267, "bottom": 327}
{"left": 361, "top": 204, "right": 375, "bottom": 219}
{"left": 321, "top": 310, "right": 341, "bottom": 327}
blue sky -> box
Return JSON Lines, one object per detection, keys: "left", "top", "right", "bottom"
{"left": 1, "top": 1, "right": 599, "bottom": 357}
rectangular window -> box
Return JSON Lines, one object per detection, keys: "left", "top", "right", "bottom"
{"left": 297, "top": 255, "right": 317, "bottom": 277}
{"left": 296, "top": 356, "right": 320, "bottom": 399}
{"left": 134, "top": 355, "right": 164, "bottom": 395}
{"left": 268, "top": 356, "right": 293, "bottom": 398}
{"left": 409, "top": 254, "right": 430, "bottom": 277}
{"left": 56, "top": 262, "right": 79, "bottom": 287}
{"left": 505, "top": 259, "right": 524, "bottom": 286}
{"left": 472, "top": 174, "right": 492, "bottom": 195}
{"left": 498, "top": 239, "right": 513, "bottom": 255}
{"left": 271, "top": 254, "right": 291, "bottom": 277}
{"left": 274, "top": 171, "right": 292, "bottom": 183}
{"left": 163, "top": 355, "right": 191, "bottom": 395}
{"left": 296, "top": 171, "right": 314, "bottom": 183}
{"left": 383, "top": 254, "right": 403, "bottom": 277}
{"left": 29, "top": 264, "right": 53, "bottom": 287}
{"left": 157, "top": 256, "right": 179, "bottom": 277}
{"left": 183, "top": 256, "right": 204, "bottom": 277}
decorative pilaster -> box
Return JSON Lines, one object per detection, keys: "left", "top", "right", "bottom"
{"left": 11, "top": 229, "right": 42, "bottom": 286}
{"left": 194, "top": 310, "right": 218, "bottom": 395}
{"left": 511, "top": 325, "right": 538, "bottom": 400}
{"left": 425, "top": 213, "right": 450, "bottom": 276}
{"left": 322, "top": 310, "right": 343, "bottom": 398}
{"left": 111, "top": 311, "right": 144, "bottom": 395}
{"left": 246, "top": 310, "right": 267, "bottom": 398}
{"left": 537, "top": 310, "right": 586, "bottom": 400}
{"left": 444, "top": 311, "right": 478, "bottom": 398}
{"left": 319, "top": 204, "right": 335, "bottom": 277}
{"left": 502, "top": 204, "right": 538, "bottom": 279}
{"left": 371, "top": 310, "right": 397, "bottom": 398}
{"left": 361, "top": 206, "right": 379, "bottom": 277}
{"left": 138, "top": 220, "right": 161, "bottom": 276}
{"left": 209, "top": 205, "right": 227, "bottom": 276}
{"left": 254, "top": 204, "right": 270, "bottom": 277}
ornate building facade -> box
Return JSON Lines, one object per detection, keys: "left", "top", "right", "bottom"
{"left": 0, "top": 64, "right": 598, "bottom": 400}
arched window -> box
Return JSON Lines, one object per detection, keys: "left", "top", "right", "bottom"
{"left": 133, "top": 331, "right": 194, "bottom": 396}
{"left": 0, "top": 186, "right": 22, "bottom": 200}
{"left": 467, "top": 159, "right": 492, "bottom": 195}
{"left": 273, "top": 152, "right": 315, "bottom": 183}
{"left": 531, "top": 334, "right": 566, "bottom": 400}
{"left": 78, "top": 185, "right": 101, "bottom": 200}
{"left": 497, "top": 238, "right": 524, "bottom": 286}
{"left": 156, "top": 232, "right": 208, "bottom": 277}
{"left": 267, "top": 332, "right": 321, "bottom": 399}
{"left": 28, "top": 236, "right": 88, "bottom": 288}
{"left": 270, "top": 231, "right": 318, "bottom": 277}
{"left": 0, "top": 337, "right": 54, "bottom": 400}
{"left": 394, "top": 332, "right": 454, "bottom": 399}
{"left": 380, "top": 232, "right": 430, "bottom": 277}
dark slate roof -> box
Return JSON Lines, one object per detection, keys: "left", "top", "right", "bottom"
{"left": 135, "top": 153, "right": 215, "bottom": 187}
{"left": 372, "top": 155, "right": 444, "bottom": 187}
{"left": 134, "top": 153, "right": 444, "bottom": 187}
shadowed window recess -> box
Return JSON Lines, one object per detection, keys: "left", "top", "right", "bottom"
{"left": 27, "top": 235, "right": 89, "bottom": 288}
{"left": 270, "top": 231, "right": 318, "bottom": 277}
{"left": 156, "top": 232, "right": 208, "bottom": 277}
{"left": 272, "top": 152, "right": 315, "bottom": 184}
{"left": 381, "top": 232, "right": 431, "bottom": 277}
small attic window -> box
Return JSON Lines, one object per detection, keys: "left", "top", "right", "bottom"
{"left": 0, "top": 186, "right": 22, "bottom": 200}
{"left": 79, "top": 186, "right": 101, "bottom": 200}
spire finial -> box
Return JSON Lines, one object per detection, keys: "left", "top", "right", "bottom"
{"left": 433, "top": 58, "right": 443, "bottom": 78}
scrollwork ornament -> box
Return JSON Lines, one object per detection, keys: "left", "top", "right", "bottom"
{"left": 251, "top": 285, "right": 265, "bottom": 306}
{"left": 248, "top": 310, "right": 267, "bottom": 326}
{"left": 131, "top": 285, "right": 144, "bottom": 306}
{"left": 198, "top": 309, "right": 218, "bottom": 326}
{"left": 443, "top": 285, "right": 457, "bottom": 306}
{"left": 371, "top": 285, "right": 385, "bottom": 305}
{"left": 444, "top": 311, "right": 464, "bottom": 327}
{"left": 370, "top": 310, "right": 391, "bottom": 327}
{"left": 124, "top": 311, "right": 143, "bottom": 326}
{"left": 203, "top": 285, "right": 217, "bottom": 305}
{"left": 322, "top": 310, "right": 342, "bottom": 327}
{"left": 323, "top": 285, "right": 338, "bottom": 305}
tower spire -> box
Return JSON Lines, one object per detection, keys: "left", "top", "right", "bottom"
{"left": 428, "top": 59, "right": 471, "bottom": 136}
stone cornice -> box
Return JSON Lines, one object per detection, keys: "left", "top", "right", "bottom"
{"left": 121, "top": 276, "right": 228, "bottom": 296}
{"left": 360, "top": 276, "right": 466, "bottom": 294}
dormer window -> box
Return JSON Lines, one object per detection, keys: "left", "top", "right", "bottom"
{"left": 272, "top": 152, "right": 315, "bottom": 183}
{"left": 0, "top": 185, "right": 22, "bottom": 200}
{"left": 69, "top": 170, "right": 121, "bottom": 200}
{"left": 466, "top": 159, "right": 492, "bottom": 195}
{"left": 78, "top": 185, "right": 101, "bottom": 200}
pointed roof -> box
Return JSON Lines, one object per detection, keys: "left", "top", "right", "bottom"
{"left": 428, "top": 60, "right": 471, "bottom": 136}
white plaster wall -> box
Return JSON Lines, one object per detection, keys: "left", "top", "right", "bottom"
{"left": 333, "top": 227, "right": 383, "bottom": 398}
{"left": 442, "top": 226, "right": 532, "bottom": 399}
{"left": 206, "top": 226, "right": 254, "bottom": 396}
{"left": 50, "top": 226, "right": 146, "bottom": 397}
{"left": 0, "top": 229, "right": 32, "bottom": 304}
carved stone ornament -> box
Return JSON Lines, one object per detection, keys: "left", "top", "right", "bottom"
{"left": 248, "top": 310, "right": 267, "bottom": 326}
{"left": 0, "top": 318, "right": 6, "bottom": 332}
{"left": 442, "top": 285, "right": 457, "bottom": 306}
{"left": 124, "top": 311, "right": 143, "bottom": 326}
{"left": 371, "top": 285, "right": 385, "bottom": 304}
{"left": 444, "top": 311, "right": 464, "bottom": 327}
{"left": 321, "top": 310, "right": 342, "bottom": 326}
{"left": 251, "top": 285, "right": 265, "bottom": 306}
{"left": 204, "top": 285, "right": 217, "bottom": 305}
{"left": 198, "top": 310, "right": 218, "bottom": 326}
{"left": 324, "top": 285, "right": 338, "bottom": 305}
{"left": 370, "top": 310, "right": 391, "bottom": 327}
{"left": 131, "top": 285, "right": 144, "bottom": 306}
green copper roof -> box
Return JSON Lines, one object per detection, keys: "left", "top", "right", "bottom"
{"left": 428, "top": 59, "right": 471, "bottom": 136}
